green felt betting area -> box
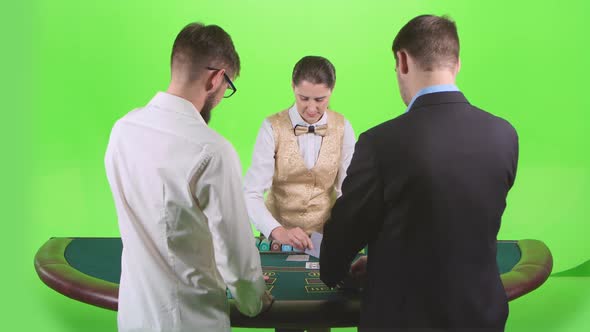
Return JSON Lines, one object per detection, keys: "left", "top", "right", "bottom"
{"left": 62, "top": 237, "right": 521, "bottom": 301}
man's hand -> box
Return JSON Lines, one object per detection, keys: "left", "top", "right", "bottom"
{"left": 260, "top": 290, "right": 274, "bottom": 313}
{"left": 335, "top": 256, "right": 368, "bottom": 290}
{"left": 350, "top": 256, "right": 368, "bottom": 282}
{"left": 270, "top": 226, "right": 314, "bottom": 250}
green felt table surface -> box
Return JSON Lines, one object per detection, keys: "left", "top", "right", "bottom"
{"left": 63, "top": 238, "right": 521, "bottom": 301}
{"left": 36, "top": 237, "right": 551, "bottom": 328}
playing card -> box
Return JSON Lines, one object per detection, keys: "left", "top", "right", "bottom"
{"left": 286, "top": 254, "right": 310, "bottom": 262}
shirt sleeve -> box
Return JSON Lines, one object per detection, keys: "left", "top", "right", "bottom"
{"left": 335, "top": 119, "right": 356, "bottom": 198}
{"left": 243, "top": 119, "right": 282, "bottom": 238}
{"left": 193, "top": 142, "right": 266, "bottom": 317}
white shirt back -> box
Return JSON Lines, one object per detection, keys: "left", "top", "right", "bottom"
{"left": 105, "top": 92, "right": 265, "bottom": 332}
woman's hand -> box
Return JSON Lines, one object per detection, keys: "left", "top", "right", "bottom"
{"left": 270, "top": 226, "right": 313, "bottom": 250}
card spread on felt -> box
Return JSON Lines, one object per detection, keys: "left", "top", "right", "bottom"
{"left": 305, "top": 262, "right": 320, "bottom": 270}
{"left": 286, "top": 254, "right": 310, "bottom": 262}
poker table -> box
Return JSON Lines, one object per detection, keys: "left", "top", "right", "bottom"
{"left": 35, "top": 238, "right": 552, "bottom": 329}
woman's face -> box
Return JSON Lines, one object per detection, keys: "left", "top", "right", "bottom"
{"left": 292, "top": 80, "right": 333, "bottom": 124}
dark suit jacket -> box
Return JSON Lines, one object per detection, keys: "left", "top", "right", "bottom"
{"left": 320, "top": 92, "right": 518, "bottom": 332}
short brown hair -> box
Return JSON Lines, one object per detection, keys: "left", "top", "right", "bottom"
{"left": 292, "top": 56, "right": 336, "bottom": 89}
{"left": 171, "top": 23, "right": 240, "bottom": 81}
{"left": 392, "top": 15, "right": 459, "bottom": 71}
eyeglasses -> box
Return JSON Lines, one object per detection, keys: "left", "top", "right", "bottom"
{"left": 206, "top": 66, "right": 237, "bottom": 98}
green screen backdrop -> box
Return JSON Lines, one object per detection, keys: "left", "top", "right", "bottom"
{"left": 3, "top": 0, "right": 589, "bottom": 331}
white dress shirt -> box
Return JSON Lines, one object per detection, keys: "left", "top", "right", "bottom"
{"left": 244, "top": 106, "right": 356, "bottom": 238}
{"left": 105, "top": 92, "right": 266, "bottom": 332}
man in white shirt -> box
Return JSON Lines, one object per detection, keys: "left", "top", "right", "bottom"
{"left": 105, "top": 23, "right": 272, "bottom": 332}
{"left": 244, "top": 56, "right": 356, "bottom": 251}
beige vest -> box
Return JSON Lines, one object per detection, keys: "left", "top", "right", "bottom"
{"left": 265, "top": 109, "right": 345, "bottom": 234}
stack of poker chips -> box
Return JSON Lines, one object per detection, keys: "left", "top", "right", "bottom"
{"left": 270, "top": 241, "right": 282, "bottom": 251}
{"left": 292, "top": 246, "right": 304, "bottom": 253}
{"left": 256, "top": 235, "right": 296, "bottom": 252}
{"left": 258, "top": 238, "right": 271, "bottom": 251}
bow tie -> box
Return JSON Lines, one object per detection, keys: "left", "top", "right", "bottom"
{"left": 294, "top": 124, "right": 328, "bottom": 137}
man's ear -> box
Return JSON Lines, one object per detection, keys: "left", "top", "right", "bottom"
{"left": 456, "top": 57, "right": 462, "bottom": 74}
{"left": 397, "top": 50, "right": 409, "bottom": 75}
{"left": 205, "top": 69, "right": 225, "bottom": 94}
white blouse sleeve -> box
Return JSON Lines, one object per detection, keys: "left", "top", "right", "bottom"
{"left": 243, "top": 119, "right": 282, "bottom": 238}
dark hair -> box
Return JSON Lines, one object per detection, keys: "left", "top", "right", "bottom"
{"left": 171, "top": 23, "right": 240, "bottom": 81}
{"left": 292, "top": 56, "right": 336, "bottom": 89}
{"left": 392, "top": 15, "right": 459, "bottom": 71}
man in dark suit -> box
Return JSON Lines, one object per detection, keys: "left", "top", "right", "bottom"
{"left": 320, "top": 15, "right": 518, "bottom": 332}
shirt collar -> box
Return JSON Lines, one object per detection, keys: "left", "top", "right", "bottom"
{"left": 147, "top": 92, "right": 206, "bottom": 124}
{"left": 406, "top": 84, "right": 460, "bottom": 112}
{"left": 288, "top": 105, "right": 328, "bottom": 128}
